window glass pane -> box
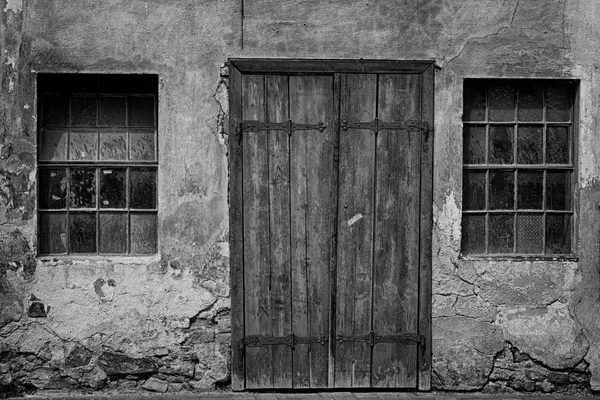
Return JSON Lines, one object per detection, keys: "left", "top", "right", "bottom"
{"left": 129, "top": 96, "right": 155, "bottom": 127}
{"left": 39, "top": 129, "right": 68, "bottom": 161}
{"left": 546, "top": 126, "right": 570, "bottom": 164}
{"left": 463, "top": 171, "right": 486, "bottom": 210}
{"left": 70, "top": 168, "right": 96, "bottom": 208}
{"left": 463, "top": 82, "right": 486, "bottom": 121}
{"left": 100, "top": 168, "right": 126, "bottom": 208}
{"left": 69, "top": 213, "right": 96, "bottom": 253}
{"left": 71, "top": 96, "right": 97, "bottom": 126}
{"left": 130, "top": 130, "right": 156, "bottom": 161}
{"left": 99, "top": 213, "right": 127, "bottom": 253}
{"left": 130, "top": 168, "right": 157, "bottom": 209}
{"left": 69, "top": 129, "right": 98, "bottom": 160}
{"left": 516, "top": 214, "right": 543, "bottom": 254}
{"left": 489, "top": 171, "right": 514, "bottom": 210}
{"left": 488, "top": 84, "right": 515, "bottom": 122}
{"left": 517, "top": 125, "right": 543, "bottom": 164}
{"left": 99, "top": 129, "right": 127, "bottom": 160}
{"left": 39, "top": 168, "right": 67, "bottom": 209}
{"left": 100, "top": 96, "right": 126, "bottom": 126}
{"left": 517, "top": 83, "right": 543, "bottom": 121}
{"left": 488, "top": 214, "right": 514, "bottom": 253}
{"left": 546, "top": 214, "right": 571, "bottom": 254}
{"left": 546, "top": 83, "right": 572, "bottom": 122}
{"left": 463, "top": 125, "right": 485, "bottom": 164}
{"left": 42, "top": 94, "right": 69, "bottom": 126}
{"left": 39, "top": 213, "right": 67, "bottom": 253}
{"left": 489, "top": 125, "right": 514, "bottom": 164}
{"left": 461, "top": 214, "right": 485, "bottom": 254}
{"left": 546, "top": 171, "right": 571, "bottom": 210}
{"left": 131, "top": 213, "right": 157, "bottom": 254}
{"left": 517, "top": 171, "right": 543, "bottom": 209}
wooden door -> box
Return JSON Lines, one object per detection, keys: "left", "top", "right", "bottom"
{"left": 229, "top": 60, "right": 433, "bottom": 391}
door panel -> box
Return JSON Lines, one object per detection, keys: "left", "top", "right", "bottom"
{"left": 266, "top": 75, "right": 293, "bottom": 388}
{"left": 230, "top": 63, "right": 433, "bottom": 391}
{"left": 241, "top": 75, "right": 273, "bottom": 389}
{"left": 335, "top": 74, "right": 377, "bottom": 388}
{"left": 372, "top": 74, "right": 421, "bottom": 387}
{"left": 289, "top": 75, "right": 334, "bottom": 388}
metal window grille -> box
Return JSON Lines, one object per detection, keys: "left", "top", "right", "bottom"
{"left": 37, "top": 74, "right": 158, "bottom": 255}
{"left": 461, "top": 79, "right": 575, "bottom": 256}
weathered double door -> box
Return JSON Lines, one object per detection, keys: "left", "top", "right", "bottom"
{"left": 229, "top": 60, "right": 433, "bottom": 391}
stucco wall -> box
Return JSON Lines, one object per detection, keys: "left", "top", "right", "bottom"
{"left": 1, "top": 0, "right": 600, "bottom": 395}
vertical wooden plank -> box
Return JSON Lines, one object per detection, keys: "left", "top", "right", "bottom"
{"left": 372, "top": 73, "right": 421, "bottom": 388}
{"left": 335, "top": 74, "right": 377, "bottom": 388}
{"left": 418, "top": 65, "right": 434, "bottom": 391}
{"left": 328, "top": 73, "right": 341, "bottom": 388}
{"left": 266, "top": 75, "right": 293, "bottom": 388}
{"left": 289, "top": 80, "right": 310, "bottom": 389}
{"left": 242, "top": 74, "right": 273, "bottom": 389}
{"left": 228, "top": 64, "right": 245, "bottom": 391}
{"left": 290, "top": 75, "right": 334, "bottom": 388}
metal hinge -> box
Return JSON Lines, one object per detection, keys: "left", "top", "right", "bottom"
{"left": 336, "top": 331, "right": 424, "bottom": 348}
{"left": 243, "top": 333, "right": 328, "bottom": 350}
{"left": 239, "top": 120, "right": 327, "bottom": 135}
{"left": 341, "top": 119, "right": 428, "bottom": 134}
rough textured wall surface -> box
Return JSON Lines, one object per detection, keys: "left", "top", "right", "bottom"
{"left": 1, "top": 0, "right": 600, "bottom": 396}
{"left": 1, "top": 0, "right": 238, "bottom": 396}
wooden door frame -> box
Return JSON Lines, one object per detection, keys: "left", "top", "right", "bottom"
{"left": 228, "top": 59, "right": 434, "bottom": 391}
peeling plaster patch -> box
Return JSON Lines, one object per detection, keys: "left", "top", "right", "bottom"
{"left": 496, "top": 301, "right": 589, "bottom": 369}
{"left": 8, "top": 78, "right": 14, "bottom": 92}
{"left": 3, "top": 0, "right": 22, "bottom": 13}
{"left": 214, "top": 79, "right": 229, "bottom": 146}
{"left": 434, "top": 190, "right": 461, "bottom": 251}
{"left": 5, "top": 55, "right": 17, "bottom": 68}
{"left": 93, "top": 278, "right": 116, "bottom": 302}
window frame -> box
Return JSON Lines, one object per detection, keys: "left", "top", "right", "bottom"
{"left": 36, "top": 73, "right": 159, "bottom": 256}
{"left": 460, "top": 78, "right": 579, "bottom": 260}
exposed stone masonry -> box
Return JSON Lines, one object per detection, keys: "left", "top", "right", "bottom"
{"left": 0, "top": 309, "right": 231, "bottom": 397}
{"left": 484, "top": 342, "right": 590, "bottom": 395}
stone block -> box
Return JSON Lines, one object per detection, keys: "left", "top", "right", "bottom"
{"left": 27, "top": 301, "right": 47, "bottom": 318}
{"left": 97, "top": 351, "right": 158, "bottom": 376}
{"left": 538, "top": 379, "right": 555, "bottom": 393}
{"left": 158, "top": 358, "right": 195, "bottom": 378}
{"left": 547, "top": 371, "right": 569, "bottom": 384}
{"left": 522, "top": 380, "right": 536, "bottom": 391}
{"left": 142, "top": 377, "right": 168, "bottom": 393}
{"left": 568, "top": 372, "right": 589, "bottom": 383}
{"left": 80, "top": 366, "right": 108, "bottom": 390}
{"left": 64, "top": 344, "right": 92, "bottom": 368}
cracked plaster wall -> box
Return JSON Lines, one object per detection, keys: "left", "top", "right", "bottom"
{"left": 2, "top": 0, "right": 600, "bottom": 395}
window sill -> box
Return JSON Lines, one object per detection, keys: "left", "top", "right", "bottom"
{"left": 37, "top": 254, "right": 161, "bottom": 264}
{"left": 459, "top": 254, "right": 579, "bottom": 262}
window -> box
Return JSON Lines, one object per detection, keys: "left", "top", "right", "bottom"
{"left": 461, "top": 79, "right": 575, "bottom": 256}
{"left": 37, "top": 74, "right": 158, "bottom": 255}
